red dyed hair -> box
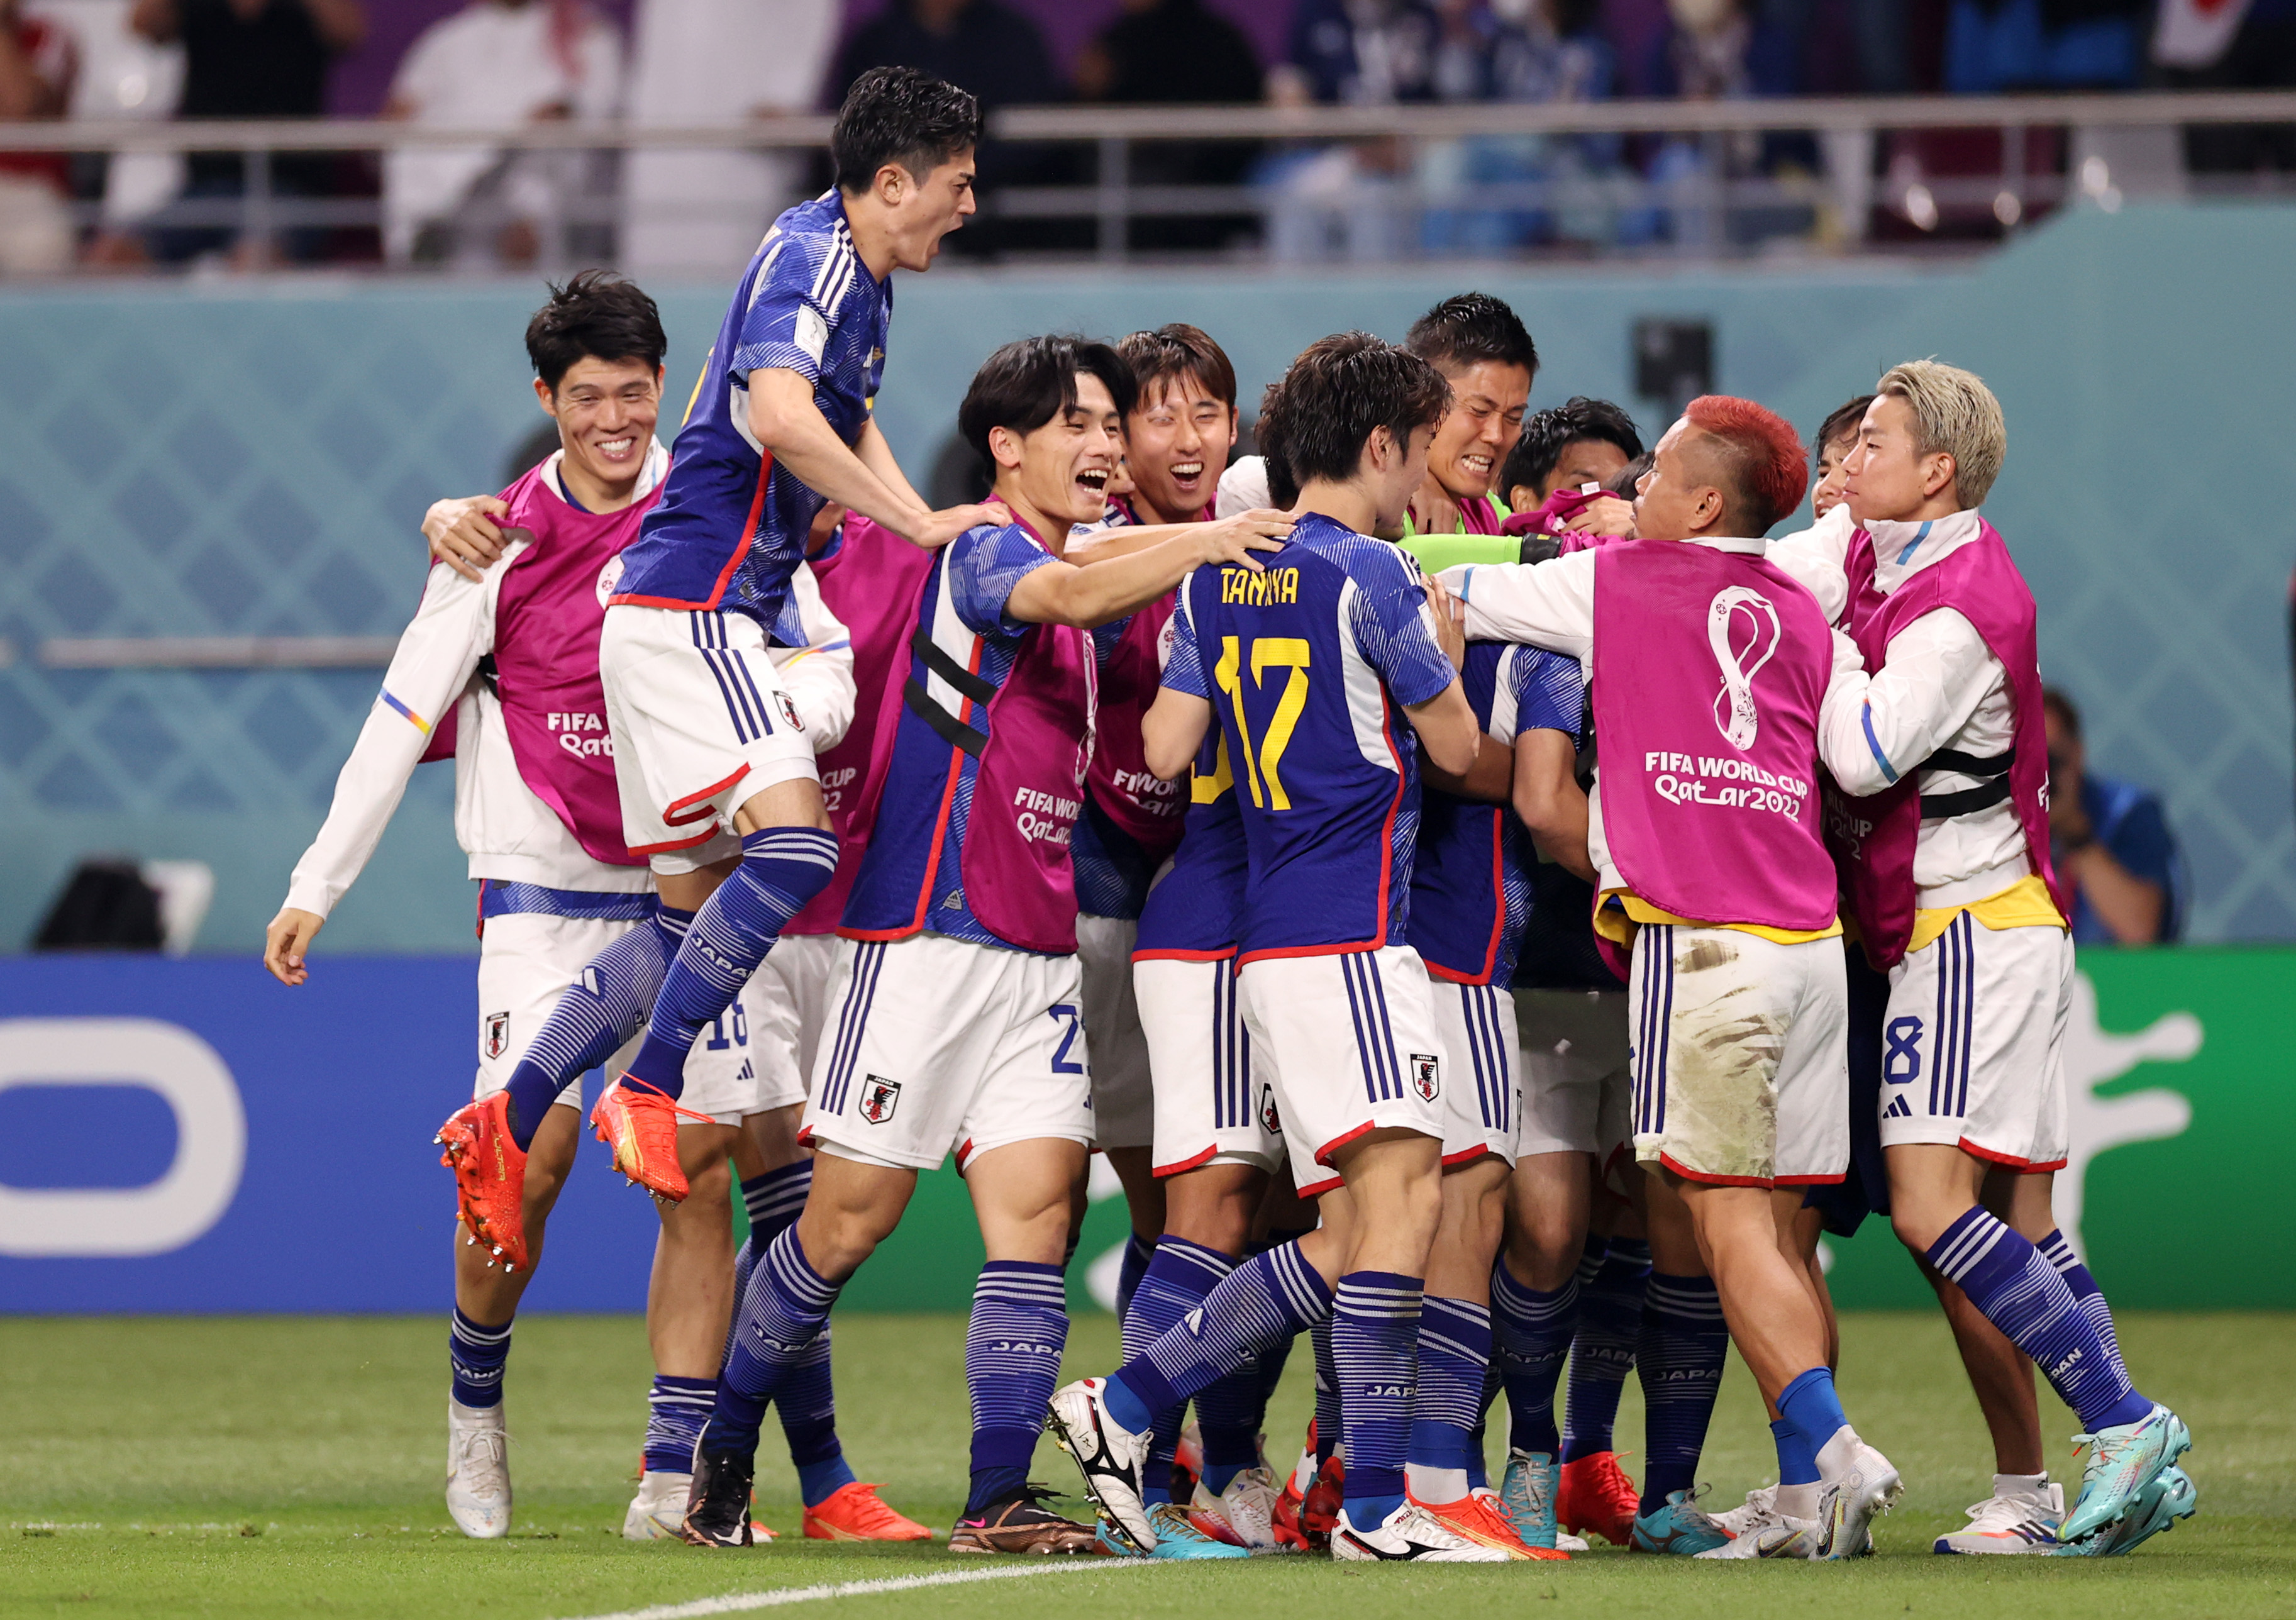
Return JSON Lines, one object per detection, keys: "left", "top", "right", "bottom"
{"left": 1682, "top": 395, "right": 1809, "bottom": 535}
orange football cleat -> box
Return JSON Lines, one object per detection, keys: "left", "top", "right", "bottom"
{"left": 803, "top": 1482, "right": 931, "bottom": 1542}
{"left": 436, "top": 1090, "right": 530, "bottom": 1272}
{"left": 1411, "top": 1490, "right": 1572, "bottom": 1560}
{"left": 1558, "top": 1451, "right": 1641, "bottom": 1548}
{"left": 589, "top": 1077, "right": 710, "bottom": 1202}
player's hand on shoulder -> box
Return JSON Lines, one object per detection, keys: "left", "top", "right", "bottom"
{"left": 425, "top": 495, "right": 510, "bottom": 582}
{"left": 907, "top": 502, "right": 1002, "bottom": 550}
{"left": 263, "top": 907, "right": 324, "bottom": 987}
{"left": 1194, "top": 509, "right": 1293, "bottom": 571}
{"left": 1424, "top": 573, "right": 1467, "bottom": 671}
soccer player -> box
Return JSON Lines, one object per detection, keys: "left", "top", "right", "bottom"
{"left": 1497, "top": 397, "right": 1645, "bottom": 540}
{"left": 675, "top": 336, "right": 1290, "bottom": 1553}
{"left": 263, "top": 274, "right": 853, "bottom": 1540}
{"left": 435, "top": 67, "right": 1001, "bottom": 1270}
{"left": 1398, "top": 293, "right": 1538, "bottom": 562}
{"left": 1821, "top": 362, "right": 2193, "bottom": 1554}
{"left": 1050, "top": 331, "right": 1518, "bottom": 1564}
{"left": 1441, "top": 396, "right": 1908, "bottom": 1562}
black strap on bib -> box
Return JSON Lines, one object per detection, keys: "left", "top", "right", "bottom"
{"left": 1917, "top": 744, "right": 2014, "bottom": 819}
{"left": 910, "top": 630, "right": 997, "bottom": 707}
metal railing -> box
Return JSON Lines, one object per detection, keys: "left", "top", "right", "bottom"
{"left": 1, "top": 90, "right": 2292, "bottom": 272}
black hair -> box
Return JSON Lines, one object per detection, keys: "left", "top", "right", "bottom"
{"left": 1605, "top": 452, "right": 1651, "bottom": 499}
{"left": 2042, "top": 685, "right": 2081, "bottom": 740}
{"left": 523, "top": 269, "right": 666, "bottom": 394}
{"left": 958, "top": 335, "right": 1138, "bottom": 473}
{"left": 1816, "top": 394, "right": 1876, "bottom": 457}
{"left": 1253, "top": 379, "right": 1299, "bottom": 509}
{"left": 832, "top": 66, "right": 982, "bottom": 194}
{"left": 1116, "top": 323, "right": 1238, "bottom": 413}
{"left": 1405, "top": 291, "right": 1539, "bottom": 382}
{"left": 1500, "top": 396, "right": 1643, "bottom": 501}
{"left": 1277, "top": 332, "right": 1452, "bottom": 488}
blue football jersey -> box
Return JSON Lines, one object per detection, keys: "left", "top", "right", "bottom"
{"left": 1407, "top": 641, "right": 1583, "bottom": 984}
{"left": 612, "top": 191, "right": 891, "bottom": 626}
{"left": 1133, "top": 725, "right": 1248, "bottom": 957}
{"left": 1166, "top": 513, "right": 1458, "bottom": 962}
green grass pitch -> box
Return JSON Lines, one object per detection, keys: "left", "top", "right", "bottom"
{"left": 3, "top": 1312, "right": 2290, "bottom": 1619}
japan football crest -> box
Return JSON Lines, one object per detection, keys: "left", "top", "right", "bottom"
{"left": 484, "top": 1011, "right": 510, "bottom": 1060}
{"left": 1260, "top": 1083, "right": 1283, "bottom": 1136}
{"left": 858, "top": 1075, "right": 901, "bottom": 1124}
{"left": 1411, "top": 1053, "right": 1441, "bottom": 1102}
{"left": 776, "top": 691, "right": 804, "bottom": 732}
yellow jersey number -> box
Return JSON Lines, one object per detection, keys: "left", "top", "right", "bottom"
{"left": 1214, "top": 636, "right": 1312, "bottom": 811}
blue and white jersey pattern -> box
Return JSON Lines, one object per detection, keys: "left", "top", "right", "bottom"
{"left": 1409, "top": 641, "right": 1583, "bottom": 984}
{"left": 611, "top": 191, "right": 891, "bottom": 626}
{"left": 1133, "top": 726, "right": 1248, "bottom": 958}
{"left": 1165, "top": 512, "right": 1457, "bottom": 962}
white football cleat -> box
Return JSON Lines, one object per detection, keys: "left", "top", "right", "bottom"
{"left": 1695, "top": 1493, "right": 1816, "bottom": 1560}
{"left": 1332, "top": 1501, "right": 1511, "bottom": 1562}
{"left": 622, "top": 1468, "right": 692, "bottom": 1541}
{"left": 1194, "top": 1465, "right": 1285, "bottom": 1551}
{"left": 445, "top": 1399, "right": 513, "bottom": 1539}
{"left": 1045, "top": 1378, "right": 1156, "bottom": 1553}
{"left": 1934, "top": 1480, "right": 2063, "bottom": 1554}
{"left": 1812, "top": 1442, "right": 1901, "bottom": 1560}
{"left": 1709, "top": 1483, "right": 1778, "bottom": 1538}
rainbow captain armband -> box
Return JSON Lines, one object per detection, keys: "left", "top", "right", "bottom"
{"left": 380, "top": 688, "right": 433, "bottom": 735}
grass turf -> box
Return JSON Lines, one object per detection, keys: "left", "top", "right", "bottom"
{"left": 2, "top": 1311, "right": 2290, "bottom": 1620}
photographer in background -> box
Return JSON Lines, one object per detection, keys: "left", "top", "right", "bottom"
{"left": 2044, "top": 687, "right": 2184, "bottom": 945}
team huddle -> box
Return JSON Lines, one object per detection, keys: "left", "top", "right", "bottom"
{"left": 265, "top": 65, "right": 2196, "bottom": 1567}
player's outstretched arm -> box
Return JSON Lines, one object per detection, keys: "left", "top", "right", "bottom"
{"left": 1513, "top": 728, "right": 1595, "bottom": 883}
{"left": 749, "top": 368, "right": 994, "bottom": 549}
{"left": 1007, "top": 515, "right": 1290, "bottom": 630}
{"left": 1065, "top": 510, "right": 1292, "bottom": 568}
{"left": 424, "top": 494, "right": 511, "bottom": 582}
{"left": 1141, "top": 686, "right": 1213, "bottom": 782}
{"left": 1436, "top": 552, "right": 1596, "bottom": 660}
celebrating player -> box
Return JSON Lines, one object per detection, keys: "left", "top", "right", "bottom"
{"left": 1399, "top": 294, "right": 1538, "bottom": 559}
{"left": 674, "top": 336, "right": 1291, "bottom": 1552}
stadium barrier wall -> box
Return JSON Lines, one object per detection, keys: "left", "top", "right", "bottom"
{"left": 1, "top": 203, "right": 2292, "bottom": 955}
{"left": 1, "top": 947, "right": 2287, "bottom": 1314}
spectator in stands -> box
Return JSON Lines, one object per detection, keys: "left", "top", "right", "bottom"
{"left": 2156, "top": 0, "right": 2296, "bottom": 174}
{"left": 1263, "top": 0, "right": 1438, "bottom": 260}
{"left": 2044, "top": 686, "right": 2185, "bottom": 945}
{"left": 1945, "top": 0, "right": 2150, "bottom": 91}
{"left": 1075, "top": 0, "right": 1262, "bottom": 251}
{"left": 382, "top": 0, "right": 623, "bottom": 268}
{"left": 0, "top": 0, "right": 75, "bottom": 275}
{"left": 130, "top": 0, "right": 363, "bottom": 266}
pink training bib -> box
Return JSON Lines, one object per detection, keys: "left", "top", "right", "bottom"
{"left": 1084, "top": 595, "right": 1186, "bottom": 863}
{"left": 1590, "top": 540, "right": 1841, "bottom": 937}
{"left": 961, "top": 611, "right": 1099, "bottom": 955}
{"left": 1828, "top": 519, "right": 2064, "bottom": 969}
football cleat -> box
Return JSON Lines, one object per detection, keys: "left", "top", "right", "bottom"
{"left": 1332, "top": 1500, "right": 1511, "bottom": 1562}
{"left": 1145, "top": 1501, "right": 1251, "bottom": 1560}
{"left": 1192, "top": 1465, "right": 1285, "bottom": 1551}
{"left": 1933, "top": 1481, "right": 2063, "bottom": 1554}
{"left": 1170, "top": 1419, "right": 1204, "bottom": 1506}
{"left": 590, "top": 1078, "right": 707, "bottom": 1204}
{"left": 1497, "top": 1449, "right": 1562, "bottom": 1549}
{"left": 1709, "top": 1483, "right": 1778, "bottom": 1538}
{"left": 1629, "top": 1488, "right": 1733, "bottom": 1555}
{"left": 1811, "top": 1441, "right": 1902, "bottom": 1561}
{"left": 679, "top": 1448, "right": 757, "bottom": 1547}
{"left": 1413, "top": 1490, "right": 1569, "bottom": 1560}
{"left": 948, "top": 1484, "right": 1102, "bottom": 1555}
{"left": 803, "top": 1481, "right": 931, "bottom": 1541}
{"left": 1695, "top": 1512, "right": 1817, "bottom": 1560}
{"left": 2060, "top": 1404, "right": 2192, "bottom": 1543}
{"left": 436, "top": 1092, "right": 530, "bottom": 1272}
{"left": 1558, "top": 1450, "right": 1640, "bottom": 1546}
{"left": 445, "top": 1399, "right": 512, "bottom": 1539}
{"left": 2050, "top": 1466, "right": 2196, "bottom": 1556}
{"left": 1045, "top": 1379, "right": 1156, "bottom": 1554}
{"left": 622, "top": 1467, "right": 690, "bottom": 1541}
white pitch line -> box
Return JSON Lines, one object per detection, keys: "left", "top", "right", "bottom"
{"left": 555, "top": 1556, "right": 1163, "bottom": 1620}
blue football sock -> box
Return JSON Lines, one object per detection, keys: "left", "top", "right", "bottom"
{"left": 1561, "top": 1235, "right": 1647, "bottom": 1463}
{"left": 777, "top": 1328, "right": 850, "bottom": 1506}
{"left": 1635, "top": 1272, "right": 1728, "bottom": 1514}
{"left": 1468, "top": 1356, "right": 1502, "bottom": 1489}
{"left": 704, "top": 1227, "right": 841, "bottom": 1458}
{"left": 1778, "top": 1365, "right": 1852, "bottom": 1463}
{"left": 448, "top": 1307, "right": 511, "bottom": 1408}
{"left": 1491, "top": 1257, "right": 1578, "bottom": 1457}
{"left": 626, "top": 828, "right": 838, "bottom": 1097}
{"left": 1929, "top": 1208, "right": 2149, "bottom": 1431}
{"left": 1250, "top": 1231, "right": 1312, "bottom": 1423}
{"left": 965, "top": 1262, "right": 1068, "bottom": 1517}
{"left": 499, "top": 904, "right": 689, "bottom": 1150}
{"left": 1312, "top": 1316, "right": 1343, "bottom": 1463}
{"left": 2036, "top": 1227, "right": 2130, "bottom": 1381}
{"left": 642, "top": 1374, "right": 716, "bottom": 1474}
{"left": 1114, "top": 1240, "right": 1333, "bottom": 1424}
{"left": 1406, "top": 1295, "right": 1491, "bottom": 1505}
{"left": 1114, "top": 1231, "right": 1156, "bottom": 1327}
{"left": 1116, "top": 1237, "right": 1232, "bottom": 1502}
{"left": 742, "top": 1159, "right": 812, "bottom": 1245}
{"left": 1772, "top": 1416, "right": 1821, "bottom": 1486}
{"left": 1333, "top": 1271, "right": 1422, "bottom": 1525}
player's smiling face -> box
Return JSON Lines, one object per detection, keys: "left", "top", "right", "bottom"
{"left": 1428, "top": 360, "right": 1531, "bottom": 502}
{"left": 536, "top": 355, "right": 661, "bottom": 496}
{"left": 994, "top": 370, "right": 1124, "bottom": 531}
{"left": 1124, "top": 372, "right": 1236, "bottom": 524}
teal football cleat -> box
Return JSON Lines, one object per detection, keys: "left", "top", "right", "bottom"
{"left": 1498, "top": 1450, "right": 1561, "bottom": 1549}
{"left": 2051, "top": 1466, "right": 2197, "bottom": 1557}
{"left": 2060, "top": 1404, "right": 2192, "bottom": 1543}
{"left": 1629, "top": 1489, "right": 1733, "bottom": 1555}
{"left": 1145, "top": 1502, "right": 1251, "bottom": 1560}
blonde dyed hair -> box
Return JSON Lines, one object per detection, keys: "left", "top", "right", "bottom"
{"left": 1875, "top": 359, "right": 2006, "bottom": 508}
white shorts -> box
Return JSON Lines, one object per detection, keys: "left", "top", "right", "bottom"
{"left": 748, "top": 931, "right": 840, "bottom": 1109}
{"left": 1626, "top": 924, "right": 1848, "bottom": 1188}
{"left": 1429, "top": 979, "right": 1519, "bottom": 1169}
{"left": 474, "top": 910, "right": 765, "bottom": 1125}
{"left": 1514, "top": 988, "right": 1633, "bottom": 1168}
{"left": 1079, "top": 914, "right": 1153, "bottom": 1152}
{"left": 1879, "top": 914, "right": 2071, "bottom": 1171}
{"left": 801, "top": 932, "right": 1097, "bottom": 1172}
{"left": 1238, "top": 945, "right": 1446, "bottom": 1199}
{"left": 1138, "top": 954, "right": 1281, "bottom": 1177}
{"left": 601, "top": 602, "right": 820, "bottom": 875}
